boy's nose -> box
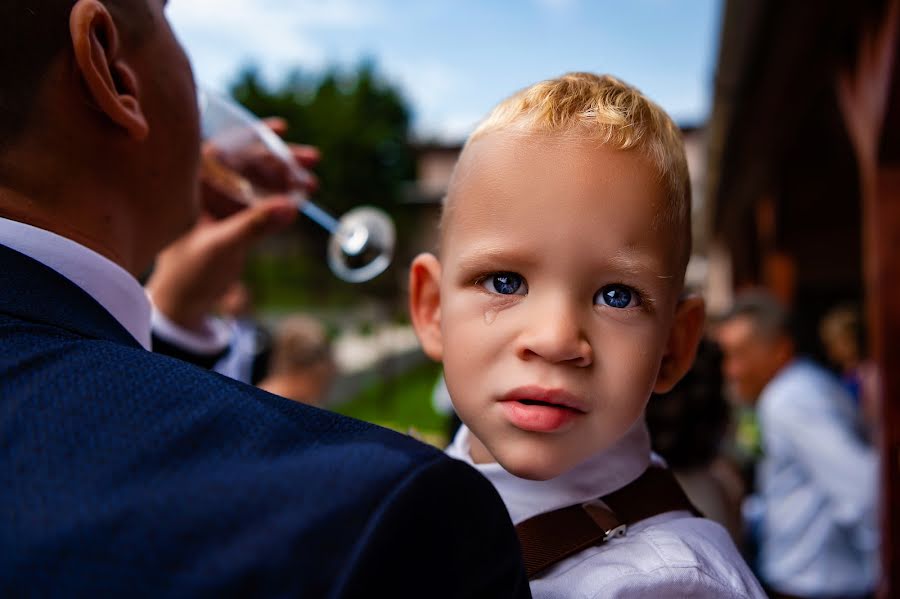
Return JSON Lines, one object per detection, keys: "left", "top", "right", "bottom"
{"left": 515, "top": 297, "right": 592, "bottom": 367}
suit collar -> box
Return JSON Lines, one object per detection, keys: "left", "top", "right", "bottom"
{"left": 0, "top": 243, "right": 143, "bottom": 350}
{"left": 0, "top": 216, "right": 152, "bottom": 349}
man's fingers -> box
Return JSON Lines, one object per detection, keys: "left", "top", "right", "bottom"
{"left": 215, "top": 141, "right": 317, "bottom": 192}
{"left": 263, "top": 117, "right": 289, "bottom": 136}
{"left": 210, "top": 198, "right": 298, "bottom": 249}
{"left": 289, "top": 146, "right": 320, "bottom": 192}
{"left": 291, "top": 144, "right": 320, "bottom": 167}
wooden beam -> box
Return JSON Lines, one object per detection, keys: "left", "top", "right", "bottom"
{"left": 836, "top": 3, "right": 900, "bottom": 595}
{"left": 868, "top": 167, "right": 900, "bottom": 599}
{"left": 876, "top": 15, "right": 900, "bottom": 596}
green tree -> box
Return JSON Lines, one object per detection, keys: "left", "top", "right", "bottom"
{"left": 229, "top": 63, "right": 417, "bottom": 314}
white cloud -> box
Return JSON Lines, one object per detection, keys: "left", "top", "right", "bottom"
{"left": 415, "top": 112, "right": 482, "bottom": 143}
{"left": 169, "top": 2, "right": 476, "bottom": 139}
{"left": 377, "top": 59, "right": 477, "bottom": 142}
{"left": 169, "top": 0, "right": 380, "bottom": 31}
{"left": 387, "top": 60, "right": 458, "bottom": 116}
{"left": 167, "top": 0, "right": 382, "bottom": 88}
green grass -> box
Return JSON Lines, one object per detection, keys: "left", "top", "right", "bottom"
{"left": 335, "top": 361, "right": 449, "bottom": 446}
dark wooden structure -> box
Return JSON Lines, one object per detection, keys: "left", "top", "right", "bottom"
{"left": 707, "top": 2, "right": 899, "bottom": 596}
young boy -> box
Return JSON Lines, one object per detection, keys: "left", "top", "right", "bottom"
{"left": 409, "top": 73, "right": 766, "bottom": 597}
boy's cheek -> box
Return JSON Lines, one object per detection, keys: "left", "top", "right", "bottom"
{"left": 442, "top": 291, "right": 519, "bottom": 332}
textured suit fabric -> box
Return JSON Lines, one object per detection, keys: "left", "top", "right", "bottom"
{"left": 151, "top": 331, "right": 229, "bottom": 371}
{"left": 0, "top": 243, "right": 531, "bottom": 598}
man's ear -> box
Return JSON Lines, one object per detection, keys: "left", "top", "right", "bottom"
{"left": 653, "top": 294, "right": 706, "bottom": 394}
{"left": 409, "top": 253, "right": 444, "bottom": 361}
{"left": 70, "top": 0, "right": 148, "bottom": 140}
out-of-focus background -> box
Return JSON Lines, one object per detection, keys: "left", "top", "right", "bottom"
{"left": 169, "top": 0, "right": 722, "bottom": 435}
{"left": 170, "top": 2, "right": 900, "bottom": 595}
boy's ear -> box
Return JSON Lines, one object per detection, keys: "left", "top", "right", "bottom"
{"left": 409, "top": 253, "right": 444, "bottom": 361}
{"left": 70, "top": 0, "right": 149, "bottom": 140}
{"left": 653, "top": 294, "right": 706, "bottom": 394}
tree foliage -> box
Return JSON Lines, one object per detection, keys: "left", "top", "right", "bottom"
{"left": 229, "top": 63, "right": 417, "bottom": 312}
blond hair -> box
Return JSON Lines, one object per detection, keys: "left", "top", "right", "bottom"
{"left": 451, "top": 72, "right": 691, "bottom": 272}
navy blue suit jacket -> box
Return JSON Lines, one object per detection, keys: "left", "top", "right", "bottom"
{"left": 0, "top": 244, "right": 530, "bottom": 598}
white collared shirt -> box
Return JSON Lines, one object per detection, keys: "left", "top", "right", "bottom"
{"left": 755, "top": 359, "right": 879, "bottom": 596}
{"left": 447, "top": 420, "right": 766, "bottom": 598}
{"left": 0, "top": 216, "right": 230, "bottom": 355}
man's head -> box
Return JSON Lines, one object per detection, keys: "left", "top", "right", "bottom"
{"left": 715, "top": 290, "right": 795, "bottom": 403}
{"left": 409, "top": 72, "right": 703, "bottom": 480}
{"left": 819, "top": 303, "right": 864, "bottom": 373}
{"left": 260, "top": 316, "right": 335, "bottom": 406}
{"left": 0, "top": 1, "right": 146, "bottom": 148}
{"left": 0, "top": 0, "right": 200, "bottom": 275}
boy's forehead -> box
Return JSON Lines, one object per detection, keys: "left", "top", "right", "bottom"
{"left": 450, "top": 129, "right": 662, "bottom": 196}
{"left": 444, "top": 131, "right": 664, "bottom": 232}
{"left": 440, "top": 130, "right": 684, "bottom": 281}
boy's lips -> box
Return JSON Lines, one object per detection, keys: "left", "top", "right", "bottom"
{"left": 498, "top": 386, "right": 588, "bottom": 432}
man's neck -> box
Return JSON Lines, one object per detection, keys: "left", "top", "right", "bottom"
{"left": 0, "top": 184, "right": 143, "bottom": 277}
{"left": 772, "top": 351, "right": 796, "bottom": 382}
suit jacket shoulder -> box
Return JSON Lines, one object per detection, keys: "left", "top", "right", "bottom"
{"left": 0, "top": 244, "right": 530, "bottom": 597}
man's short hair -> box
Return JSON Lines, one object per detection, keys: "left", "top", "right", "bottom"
{"left": 722, "top": 289, "right": 793, "bottom": 342}
{"left": 0, "top": 1, "right": 149, "bottom": 151}
{"left": 456, "top": 72, "right": 692, "bottom": 273}
{"left": 268, "top": 315, "right": 333, "bottom": 376}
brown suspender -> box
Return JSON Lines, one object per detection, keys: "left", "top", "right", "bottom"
{"left": 514, "top": 466, "right": 702, "bottom": 580}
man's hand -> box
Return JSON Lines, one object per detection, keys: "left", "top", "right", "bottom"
{"left": 146, "top": 198, "right": 296, "bottom": 332}
{"left": 146, "top": 120, "right": 319, "bottom": 333}
{"left": 201, "top": 118, "right": 320, "bottom": 219}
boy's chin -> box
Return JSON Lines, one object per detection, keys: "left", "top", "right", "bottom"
{"left": 493, "top": 446, "right": 576, "bottom": 481}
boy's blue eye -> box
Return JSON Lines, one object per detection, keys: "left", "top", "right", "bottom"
{"left": 595, "top": 284, "right": 640, "bottom": 309}
{"left": 482, "top": 272, "right": 526, "bottom": 295}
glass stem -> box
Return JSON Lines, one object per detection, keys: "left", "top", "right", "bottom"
{"left": 290, "top": 191, "right": 341, "bottom": 235}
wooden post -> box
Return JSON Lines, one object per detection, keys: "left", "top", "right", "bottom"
{"left": 835, "top": 3, "right": 899, "bottom": 597}
{"left": 867, "top": 167, "right": 900, "bottom": 599}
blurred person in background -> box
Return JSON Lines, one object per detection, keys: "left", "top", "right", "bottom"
{"left": 646, "top": 337, "right": 746, "bottom": 546}
{"left": 212, "top": 280, "right": 272, "bottom": 385}
{"left": 819, "top": 304, "right": 866, "bottom": 402}
{"left": 258, "top": 314, "right": 335, "bottom": 406}
{"left": 149, "top": 278, "right": 274, "bottom": 382}
{"left": 715, "top": 290, "right": 878, "bottom": 599}
{"left": 819, "top": 303, "right": 878, "bottom": 441}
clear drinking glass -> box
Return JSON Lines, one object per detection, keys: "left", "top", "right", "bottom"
{"left": 197, "top": 87, "right": 395, "bottom": 283}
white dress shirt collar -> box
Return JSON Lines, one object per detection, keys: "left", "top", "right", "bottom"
{"left": 0, "top": 216, "right": 151, "bottom": 350}
{"left": 446, "top": 417, "right": 652, "bottom": 524}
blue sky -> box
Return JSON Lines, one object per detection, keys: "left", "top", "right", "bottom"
{"left": 168, "top": 0, "right": 722, "bottom": 142}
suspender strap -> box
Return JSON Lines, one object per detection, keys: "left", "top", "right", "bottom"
{"left": 515, "top": 466, "right": 702, "bottom": 580}
{"left": 602, "top": 465, "right": 702, "bottom": 523}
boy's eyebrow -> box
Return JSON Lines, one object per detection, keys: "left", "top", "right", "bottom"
{"left": 454, "top": 246, "right": 541, "bottom": 271}
{"left": 453, "top": 246, "right": 673, "bottom": 278}
{"left": 601, "top": 247, "right": 677, "bottom": 280}
{"left": 604, "top": 250, "right": 659, "bottom": 275}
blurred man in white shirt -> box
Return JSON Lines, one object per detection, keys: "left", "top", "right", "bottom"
{"left": 716, "top": 291, "right": 878, "bottom": 599}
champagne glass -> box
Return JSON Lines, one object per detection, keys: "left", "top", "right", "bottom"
{"left": 197, "top": 87, "right": 395, "bottom": 283}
